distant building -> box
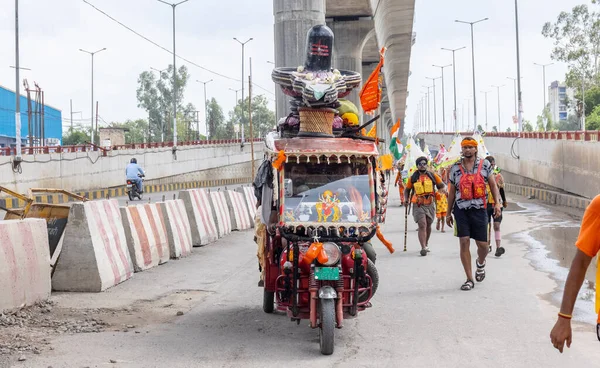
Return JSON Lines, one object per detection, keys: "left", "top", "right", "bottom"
{"left": 0, "top": 84, "right": 62, "bottom": 148}
{"left": 99, "top": 127, "right": 128, "bottom": 147}
{"left": 548, "top": 81, "right": 575, "bottom": 123}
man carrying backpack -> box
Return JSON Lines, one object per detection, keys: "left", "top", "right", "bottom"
{"left": 404, "top": 156, "right": 447, "bottom": 256}
{"left": 446, "top": 137, "right": 502, "bottom": 291}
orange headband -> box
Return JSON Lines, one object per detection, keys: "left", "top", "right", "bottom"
{"left": 461, "top": 139, "right": 477, "bottom": 148}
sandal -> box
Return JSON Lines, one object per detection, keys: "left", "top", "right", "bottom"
{"left": 461, "top": 280, "right": 475, "bottom": 291}
{"left": 475, "top": 259, "right": 486, "bottom": 282}
{"left": 495, "top": 247, "right": 506, "bottom": 257}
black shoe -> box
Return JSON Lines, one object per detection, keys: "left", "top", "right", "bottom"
{"left": 420, "top": 249, "right": 427, "bottom": 256}
{"left": 258, "top": 280, "right": 264, "bottom": 287}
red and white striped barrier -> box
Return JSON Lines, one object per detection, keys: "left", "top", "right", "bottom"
{"left": 53, "top": 200, "right": 134, "bottom": 292}
{"left": 238, "top": 186, "right": 258, "bottom": 220}
{"left": 120, "top": 203, "right": 170, "bottom": 272}
{"left": 159, "top": 199, "right": 193, "bottom": 259}
{"left": 179, "top": 189, "right": 218, "bottom": 246}
{"left": 225, "top": 190, "right": 252, "bottom": 231}
{"left": 210, "top": 191, "right": 232, "bottom": 238}
{"left": 0, "top": 218, "right": 51, "bottom": 310}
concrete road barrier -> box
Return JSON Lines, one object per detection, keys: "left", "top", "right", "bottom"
{"left": 0, "top": 218, "right": 51, "bottom": 311}
{"left": 237, "top": 186, "right": 257, "bottom": 221}
{"left": 120, "top": 203, "right": 170, "bottom": 272}
{"left": 225, "top": 190, "right": 252, "bottom": 231}
{"left": 210, "top": 191, "right": 232, "bottom": 238}
{"left": 159, "top": 199, "right": 193, "bottom": 259}
{"left": 179, "top": 189, "right": 218, "bottom": 246}
{"left": 52, "top": 200, "right": 134, "bottom": 292}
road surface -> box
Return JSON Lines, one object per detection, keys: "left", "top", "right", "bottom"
{"left": 3, "top": 189, "right": 600, "bottom": 368}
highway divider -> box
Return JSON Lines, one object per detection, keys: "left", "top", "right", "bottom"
{"left": 0, "top": 218, "right": 51, "bottom": 311}
{"left": 52, "top": 200, "right": 134, "bottom": 292}
{"left": 179, "top": 189, "right": 219, "bottom": 246}
{"left": 159, "top": 199, "right": 193, "bottom": 259}
{"left": 120, "top": 203, "right": 170, "bottom": 272}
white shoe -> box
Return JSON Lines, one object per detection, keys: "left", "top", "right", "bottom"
{"left": 425, "top": 247, "right": 431, "bottom": 252}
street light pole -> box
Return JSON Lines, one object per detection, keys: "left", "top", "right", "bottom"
{"left": 157, "top": 0, "right": 190, "bottom": 149}
{"left": 233, "top": 37, "right": 253, "bottom": 145}
{"left": 442, "top": 47, "right": 466, "bottom": 132}
{"left": 422, "top": 87, "right": 432, "bottom": 131}
{"left": 14, "top": 0, "right": 22, "bottom": 159}
{"left": 197, "top": 79, "right": 213, "bottom": 140}
{"left": 492, "top": 85, "right": 505, "bottom": 131}
{"left": 433, "top": 64, "right": 452, "bottom": 132}
{"left": 534, "top": 62, "right": 553, "bottom": 129}
{"left": 150, "top": 67, "right": 168, "bottom": 142}
{"left": 426, "top": 77, "right": 441, "bottom": 132}
{"left": 514, "top": 0, "right": 524, "bottom": 133}
{"left": 79, "top": 47, "right": 106, "bottom": 145}
{"left": 456, "top": 18, "right": 488, "bottom": 129}
{"left": 481, "top": 90, "right": 490, "bottom": 131}
{"left": 507, "top": 77, "right": 518, "bottom": 121}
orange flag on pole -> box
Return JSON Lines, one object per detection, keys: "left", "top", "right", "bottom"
{"left": 359, "top": 47, "right": 386, "bottom": 115}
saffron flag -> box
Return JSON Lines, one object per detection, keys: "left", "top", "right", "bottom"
{"left": 359, "top": 47, "right": 386, "bottom": 115}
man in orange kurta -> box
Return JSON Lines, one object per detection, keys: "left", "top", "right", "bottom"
{"left": 394, "top": 163, "right": 405, "bottom": 205}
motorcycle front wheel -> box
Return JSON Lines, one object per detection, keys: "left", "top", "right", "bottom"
{"left": 319, "top": 298, "right": 335, "bottom": 355}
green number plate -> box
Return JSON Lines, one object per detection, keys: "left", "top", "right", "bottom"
{"left": 314, "top": 267, "right": 340, "bottom": 281}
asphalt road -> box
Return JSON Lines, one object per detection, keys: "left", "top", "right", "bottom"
{"left": 10, "top": 190, "right": 600, "bottom": 368}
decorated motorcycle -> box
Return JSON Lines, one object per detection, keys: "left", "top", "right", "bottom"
{"left": 255, "top": 24, "right": 392, "bottom": 355}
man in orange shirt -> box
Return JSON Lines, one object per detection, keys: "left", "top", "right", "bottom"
{"left": 550, "top": 194, "right": 600, "bottom": 353}
{"left": 404, "top": 157, "right": 447, "bottom": 256}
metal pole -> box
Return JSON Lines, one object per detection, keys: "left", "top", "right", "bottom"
{"left": 15, "top": 0, "right": 21, "bottom": 158}
{"left": 70, "top": 99, "right": 73, "bottom": 131}
{"left": 198, "top": 79, "right": 213, "bottom": 139}
{"left": 91, "top": 53, "right": 94, "bottom": 143}
{"left": 582, "top": 76, "right": 586, "bottom": 130}
{"left": 426, "top": 77, "right": 441, "bottom": 132}
{"left": 442, "top": 47, "right": 466, "bottom": 132}
{"left": 171, "top": 5, "right": 177, "bottom": 146}
{"left": 507, "top": 77, "right": 517, "bottom": 119}
{"left": 534, "top": 62, "right": 553, "bottom": 130}
{"left": 492, "top": 85, "right": 505, "bottom": 131}
{"left": 249, "top": 57, "right": 255, "bottom": 178}
{"left": 434, "top": 64, "right": 451, "bottom": 132}
{"left": 456, "top": 19, "right": 488, "bottom": 128}
{"left": 514, "top": 0, "right": 524, "bottom": 133}
{"left": 234, "top": 38, "right": 253, "bottom": 145}
{"left": 158, "top": 0, "right": 190, "bottom": 148}
{"left": 481, "top": 91, "right": 489, "bottom": 131}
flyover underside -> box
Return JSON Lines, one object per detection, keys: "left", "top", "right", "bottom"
{"left": 369, "top": 0, "right": 415, "bottom": 134}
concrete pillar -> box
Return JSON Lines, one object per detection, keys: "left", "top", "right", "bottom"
{"left": 327, "top": 19, "right": 374, "bottom": 111}
{"left": 273, "top": 0, "right": 326, "bottom": 120}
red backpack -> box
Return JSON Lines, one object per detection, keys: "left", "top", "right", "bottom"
{"left": 458, "top": 160, "right": 486, "bottom": 203}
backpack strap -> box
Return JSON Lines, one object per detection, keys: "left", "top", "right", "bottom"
{"left": 476, "top": 159, "right": 484, "bottom": 175}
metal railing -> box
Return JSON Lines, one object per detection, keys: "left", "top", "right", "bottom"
{"left": 0, "top": 138, "right": 263, "bottom": 157}
{"left": 418, "top": 130, "right": 600, "bottom": 142}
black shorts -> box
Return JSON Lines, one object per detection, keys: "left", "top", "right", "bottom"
{"left": 487, "top": 206, "right": 503, "bottom": 223}
{"left": 452, "top": 206, "right": 488, "bottom": 242}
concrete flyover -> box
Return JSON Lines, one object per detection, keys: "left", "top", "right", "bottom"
{"left": 418, "top": 132, "right": 600, "bottom": 201}
{"left": 273, "top": 0, "right": 416, "bottom": 140}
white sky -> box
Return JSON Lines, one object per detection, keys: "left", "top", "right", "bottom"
{"left": 0, "top": 0, "right": 587, "bottom": 135}
{"left": 406, "top": 0, "right": 587, "bottom": 133}
{"left": 0, "top": 0, "right": 276, "bottom": 135}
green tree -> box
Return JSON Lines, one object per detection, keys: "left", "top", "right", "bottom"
{"left": 228, "top": 95, "right": 275, "bottom": 139}
{"left": 492, "top": 126, "right": 498, "bottom": 132}
{"left": 542, "top": 2, "right": 600, "bottom": 88}
{"left": 523, "top": 120, "right": 534, "bottom": 132}
{"left": 62, "top": 128, "right": 90, "bottom": 145}
{"left": 506, "top": 127, "right": 512, "bottom": 133}
{"left": 476, "top": 124, "right": 484, "bottom": 132}
{"left": 206, "top": 98, "right": 226, "bottom": 139}
{"left": 585, "top": 104, "right": 600, "bottom": 129}
{"left": 136, "top": 65, "right": 196, "bottom": 142}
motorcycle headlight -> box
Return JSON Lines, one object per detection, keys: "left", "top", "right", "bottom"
{"left": 320, "top": 242, "right": 341, "bottom": 266}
